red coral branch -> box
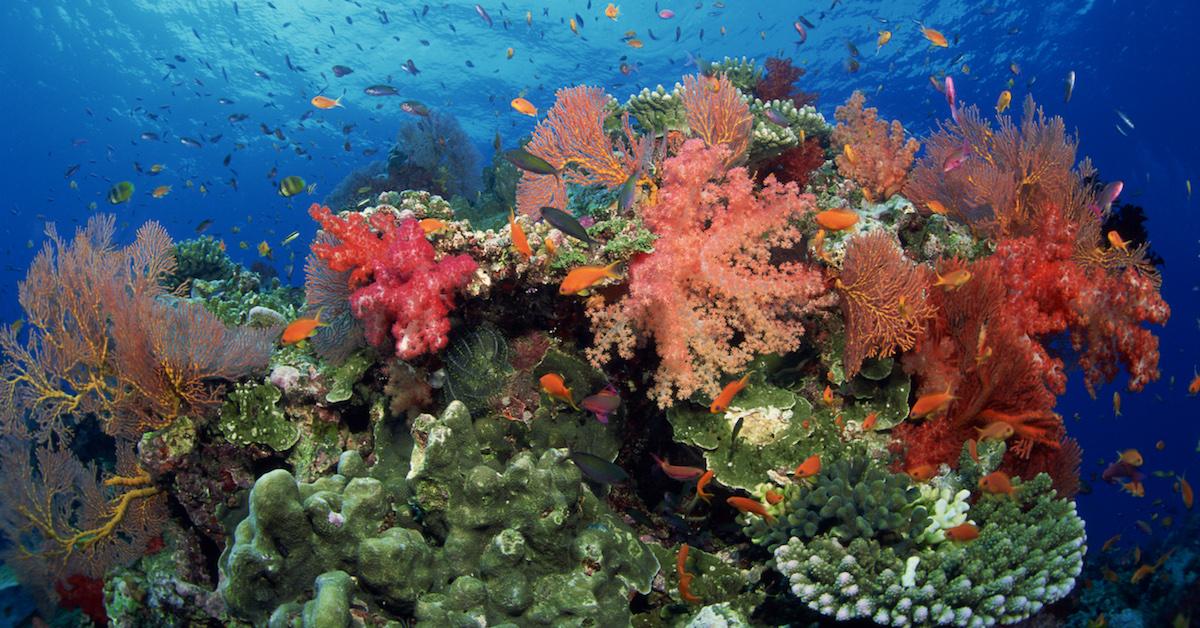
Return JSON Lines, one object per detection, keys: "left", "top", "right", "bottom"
{"left": 832, "top": 91, "right": 919, "bottom": 202}
{"left": 755, "top": 137, "right": 825, "bottom": 188}
{"left": 754, "top": 56, "right": 817, "bottom": 107}
{"left": 681, "top": 73, "right": 753, "bottom": 167}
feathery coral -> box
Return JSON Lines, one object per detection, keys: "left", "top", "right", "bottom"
{"left": 587, "top": 139, "right": 832, "bottom": 406}
{"left": 836, "top": 231, "right": 935, "bottom": 377}
{"left": 832, "top": 91, "right": 919, "bottom": 202}
{"left": 304, "top": 232, "right": 365, "bottom": 364}
{"left": 681, "top": 73, "right": 753, "bottom": 167}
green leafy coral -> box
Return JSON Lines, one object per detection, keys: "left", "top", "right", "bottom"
{"left": 217, "top": 382, "right": 301, "bottom": 451}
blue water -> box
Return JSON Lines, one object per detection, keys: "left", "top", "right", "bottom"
{"left": 1, "top": 0, "right": 1198, "bottom": 618}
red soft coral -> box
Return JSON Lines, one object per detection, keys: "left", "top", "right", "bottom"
{"left": 754, "top": 56, "right": 817, "bottom": 108}
{"left": 755, "top": 137, "right": 825, "bottom": 188}
{"left": 309, "top": 204, "right": 477, "bottom": 360}
{"left": 832, "top": 91, "right": 919, "bottom": 202}
{"left": 586, "top": 139, "right": 833, "bottom": 406}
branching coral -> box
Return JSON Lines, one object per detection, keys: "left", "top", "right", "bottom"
{"left": 681, "top": 73, "right": 753, "bottom": 167}
{"left": 586, "top": 139, "right": 833, "bottom": 406}
{"left": 832, "top": 91, "right": 919, "bottom": 202}
{"left": 308, "top": 204, "right": 477, "bottom": 360}
{"left": 836, "top": 231, "right": 935, "bottom": 378}
{"left": 754, "top": 57, "right": 817, "bottom": 107}
{"left": 755, "top": 137, "right": 825, "bottom": 188}
{"left": 515, "top": 85, "right": 644, "bottom": 217}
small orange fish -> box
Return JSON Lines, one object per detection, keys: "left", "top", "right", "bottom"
{"left": 709, "top": 373, "right": 750, "bottom": 414}
{"left": 926, "top": 200, "right": 949, "bottom": 215}
{"left": 967, "top": 438, "right": 980, "bottom": 462}
{"left": 281, "top": 311, "right": 326, "bottom": 345}
{"left": 907, "top": 464, "right": 937, "bottom": 482}
{"left": 922, "top": 27, "right": 949, "bottom": 47}
{"left": 510, "top": 97, "right": 538, "bottom": 116}
{"left": 1122, "top": 480, "right": 1146, "bottom": 498}
{"left": 1101, "top": 533, "right": 1121, "bottom": 552}
{"left": 934, "top": 269, "right": 972, "bottom": 290}
{"left": 696, "top": 469, "right": 714, "bottom": 502}
{"left": 626, "top": 38, "right": 643, "bottom": 48}
{"left": 945, "top": 522, "right": 979, "bottom": 542}
{"left": 419, "top": 218, "right": 448, "bottom": 235}
{"left": 996, "top": 90, "right": 1012, "bottom": 113}
{"left": 676, "top": 544, "right": 701, "bottom": 604}
{"left": 764, "top": 489, "right": 784, "bottom": 505}
{"left": 815, "top": 209, "right": 859, "bottom": 231}
{"left": 1113, "top": 391, "right": 1122, "bottom": 417}
{"left": 975, "top": 421, "right": 1014, "bottom": 442}
{"left": 651, "top": 454, "right": 704, "bottom": 481}
{"left": 506, "top": 47, "right": 514, "bottom": 59}
{"left": 311, "top": 95, "right": 344, "bottom": 109}
{"left": 1178, "top": 476, "right": 1193, "bottom": 509}
{"left": 559, "top": 261, "right": 622, "bottom": 295}
{"left": 569, "top": 18, "right": 579, "bottom": 35}
{"left": 1130, "top": 564, "right": 1156, "bottom": 584}
{"left": 811, "top": 228, "right": 827, "bottom": 259}
{"left": 1107, "top": 230, "right": 1130, "bottom": 252}
{"left": 726, "top": 496, "right": 775, "bottom": 523}
{"left": 1102, "top": 567, "right": 1119, "bottom": 583}
{"left": 822, "top": 385, "right": 835, "bottom": 406}
{"left": 1187, "top": 370, "right": 1200, "bottom": 395}
{"left": 544, "top": 237, "right": 557, "bottom": 257}
{"left": 979, "top": 470, "right": 1015, "bottom": 496}
{"left": 1118, "top": 449, "right": 1143, "bottom": 467}
{"left": 843, "top": 144, "right": 857, "bottom": 165}
{"left": 539, "top": 373, "right": 578, "bottom": 409}
{"left": 876, "top": 30, "right": 892, "bottom": 51}
{"left": 861, "top": 412, "right": 878, "bottom": 431}
{"left": 604, "top": 3, "right": 619, "bottom": 19}
{"left": 910, "top": 388, "right": 955, "bottom": 419}
{"left": 509, "top": 209, "right": 532, "bottom": 260}
{"left": 1155, "top": 440, "right": 1165, "bottom": 451}
{"left": 794, "top": 455, "right": 821, "bottom": 480}
{"left": 151, "top": 185, "right": 172, "bottom": 198}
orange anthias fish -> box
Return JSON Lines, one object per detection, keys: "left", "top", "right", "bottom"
{"left": 651, "top": 454, "right": 704, "bottom": 481}
{"left": 907, "top": 464, "right": 937, "bottom": 482}
{"left": 281, "top": 312, "right": 326, "bottom": 345}
{"left": 794, "top": 455, "right": 821, "bottom": 480}
{"left": 815, "top": 209, "right": 859, "bottom": 231}
{"left": 926, "top": 200, "right": 949, "bottom": 215}
{"left": 539, "top": 373, "right": 578, "bottom": 409}
{"left": 764, "top": 489, "right": 784, "bottom": 505}
{"left": 726, "top": 496, "right": 775, "bottom": 523}
{"left": 822, "top": 385, "right": 835, "bottom": 406}
{"left": 1177, "top": 476, "right": 1193, "bottom": 509}
{"left": 842, "top": 144, "right": 857, "bottom": 165}
{"left": 1130, "top": 564, "right": 1156, "bottom": 584}
{"left": 311, "top": 95, "right": 344, "bottom": 109}
{"left": 709, "top": 373, "right": 750, "bottom": 413}
{"left": 1187, "top": 370, "right": 1200, "bottom": 395}
{"left": 979, "top": 470, "right": 1016, "bottom": 496}
{"left": 1107, "top": 230, "right": 1130, "bottom": 252}
{"left": 604, "top": 3, "right": 619, "bottom": 19}
{"left": 933, "top": 269, "right": 972, "bottom": 290}
{"left": 1118, "top": 449, "right": 1144, "bottom": 466}
{"left": 151, "top": 185, "right": 172, "bottom": 198}
{"left": 862, "top": 412, "right": 878, "bottom": 431}
{"left": 559, "top": 261, "right": 622, "bottom": 295}
{"left": 569, "top": 17, "right": 579, "bottom": 35}
{"left": 876, "top": 30, "right": 892, "bottom": 51}
{"left": 1101, "top": 534, "right": 1121, "bottom": 552}
{"left": 1113, "top": 391, "right": 1122, "bottom": 417}
{"left": 419, "top": 218, "right": 448, "bottom": 235}
{"left": 626, "top": 38, "right": 643, "bottom": 48}
{"left": 509, "top": 209, "right": 532, "bottom": 260}
{"left": 945, "top": 522, "right": 980, "bottom": 542}
{"left": 676, "top": 544, "right": 701, "bottom": 604}
{"left": 1122, "top": 480, "right": 1146, "bottom": 497}
{"left": 910, "top": 388, "right": 955, "bottom": 419}
{"left": 696, "top": 469, "right": 714, "bottom": 502}
{"left": 510, "top": 97, "right": 538, "bottom": 116}
{"left": 975, "top": 421, "right": 1015, "bottom": 442}
{"left": 922, "top": 27, "right": 949, "bottom": 47}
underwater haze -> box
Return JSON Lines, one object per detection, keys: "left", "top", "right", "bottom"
{"left": 1, "top": 0, "right": 1198, "bottom": 625}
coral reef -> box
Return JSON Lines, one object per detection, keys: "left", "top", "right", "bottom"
{"left": 832, "top": 91, "right": 920, "bottom": 202}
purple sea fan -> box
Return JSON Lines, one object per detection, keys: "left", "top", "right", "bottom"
{"left": 304, "top": 232, "right": 365, "bottom": 364}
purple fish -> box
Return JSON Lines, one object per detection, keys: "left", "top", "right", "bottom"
{"left": 475, "top": 3, "right": 492, "bottom": 27}
{"left": 944, "top": 76, "right": 956, "bottom": 109}
{"left": 1101, "top": 460, "right": 1144, "bottom": 485}
{"left": 793, "top": 20, "right": 807, "bottom": 44}
{"left": 1099, "top": 180, "right": 1123, "bottom": 212}
{"left": 764, "top": 108, "right": 789, "bottom": 126}
{"left": 580, "top": 385, "right": 621, "bottom": 423}
{"left": 659, "top": 9, "right": 675, "bottom": 19}
{"left": 942, "top": 141, "right": 970, "bottom": 172}
{"left": 332, "top": 64, "right": 353, "bottom": 77}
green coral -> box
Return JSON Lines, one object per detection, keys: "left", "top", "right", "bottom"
{"left": 773, "top": 473, "right": 1085, "bottom": 626}
{"left": 743, "top": 458, "right": 929, "bottom": 554}
{"left": 168, "top": 235, "right": 235, "bottom": 289}
{"left": 190, "top": 268, "right": 302, "bottom": 327}
{"left": 321, "top": 350, "right": 374, "bottom": 404}
{"left": 706, "top": 56, "right": 763, "bottom": 92}
{"left": 218, "top": 382, "right": 301, "bottom": 451}
{"left": 911, "top": 484, "right": 972, "bottom": 546}
{"left": 625, "top": 84, "right": 687, "bottom": 134}
{"left": 220, "top": 401, "right": 658, "bottom": 626}
{"left": 748, "top": 99, "right": 829, "bottom": 163}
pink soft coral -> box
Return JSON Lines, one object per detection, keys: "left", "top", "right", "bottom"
{"left": 832, "top": 91, "right": 919, "bottom": 202}
{"left": 586, "top": 139, "right": 833, "bottom": 406}
{"left": 308, "top": 204, "right": 477, "bottom": 360}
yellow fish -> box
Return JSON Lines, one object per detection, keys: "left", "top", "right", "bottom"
{"left": 257, "top": 240, "right": 272, "bottom": 258}
{"left": 151, "top": 185, "right": 172, "bottom": 199}
{"left": 506, "top": 47, "right": 514, "bottom": 59}
{"left": 996, "top": 90, "right": 1012, "bottom": 113}
{"left": 604, "top": 3, "right": 619, "bottom": 20}
{"left": 876, "top": 30, "right": 892, "bottom": 52}
{"left": 569, "top": 18, "right": 578, "bottom": 35}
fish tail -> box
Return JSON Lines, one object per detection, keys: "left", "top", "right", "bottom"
{"left": 603, "top": 260, "right": 623, "bottom": 279}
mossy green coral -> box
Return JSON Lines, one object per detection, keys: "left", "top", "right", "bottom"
{"left": 218, "top": 382, "right": 300, "bottom": 451}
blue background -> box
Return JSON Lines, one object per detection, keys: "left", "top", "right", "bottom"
{"left": 1, "top": 0, "right": 1197, "bottom": 550}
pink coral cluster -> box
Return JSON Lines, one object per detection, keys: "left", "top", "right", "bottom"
{"left": 308, "top": 204, "right": 477, "bottom": 360}
{"left": 832, "top": 91, "right": 919, "bottom": 202}
{"left": 586, "top": 139, "right": 832, "bottom": 406}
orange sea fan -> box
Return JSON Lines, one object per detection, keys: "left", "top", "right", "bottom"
{"left": 680, "top": 73, "right": 753, "bottom": 167}
{"left": 836, "top": 231, "right": 935, "bottom": 377}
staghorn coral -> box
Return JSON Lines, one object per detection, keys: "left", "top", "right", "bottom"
{"left": 586, "top": 140, "right": 833, "bottom": 406}
{"left": 625, "top": 84, "right": 688, "bottom": 134}
{"left": 681, "top": 73, "right": 754, "bottom": 167}
{"left": 308, "top": 204, "right": 477, "bottom": 360}
{"left": 705, "top": 56, "right": 763, "bottom": 93}
{"left": 832, "top": 91, "right": 919, "bottom": 202}
{"left": 836, "top": 231, "right": 935, "bottom": 378}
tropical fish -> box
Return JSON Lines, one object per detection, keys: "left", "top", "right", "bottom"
{"left": 539, "top": 373, "right": 578, "bottom": 410}
{"left": 696, "top": 470, "right": 714, "bottom": 502}
{"left": 506, "top": 47, "right": 514, "bottom": 59}
{"left": 511, "top": 97, "right": 538, "bottom": 116}
{"left": 604, "top": 3, "right": 619, "bottom": 20}
{"left": 922, "top": 26, "right": 949, "bottom": 47}
{"left": 842, "top": 143, "right": 857, "bottom": 165}
{"left": 331, "top": 64, "right": 353, "bottom": 77}
{"left": 1113, "top": 391, "right": 1122, "bottom": 416}
{"left": 1189, "top": 370, "right": 1200, "bottom": 396}
{"left": 861, "top": 412, "right": 878, "bottom": 431}
{"left": 195, "top": 219, "right": 213, "bottom": 233}
{"left": 658, "top": 9, "right": 675, "bottom": 19}
{"left": 279, "top": 175, "right": 306, "bottom": 197}
{"left": 814, "top": 209, "right": 859, "bottom": 231}
{"left": 569, "top": 451, "right": 628, "bottom": 484}
{"left": 934, "top": 268, "right": 972, "bottom": 290}
{"left": 978, "top": 470, "right": 1015, "bottom": 495}
{"left": 996, "top": 90, "right": 1012, "bottom": 113}
{"left": 1098, "top": 181, "right": 1124, "bottom": 213}
{"left": 945, "top": 523, "right": 980, "bottom": 542}
{"left": 257, "top": 240, "right": 272, "bottom": 258}
{"left": 1064, "top": 70, "right": 1076, "bottom": 103}
{"left": 926, "top": 200, "right": 949, "bottom": 215}
{"left": 508, "top": 209, "right": 532, "bottom": 260}
{"left": 503, "top": 148, "right": 557, "bottom": 174}
{"left": 763, "top": 108, "right": 790, "bottom": 126}
{"left": 726, "top": 496, "right": 774, "bottom": 523}
{"left": 569, "top": 18, "right": 579, "bottom": 35}
{"left": 311, "top": 95, "right": 343, "bottom": 109}
{"left": 626, "top": 39, "right": 643, "bottom": 48}
{"left": 651, "top": 454, "right": 704, "bottom": 481}
{"left": 580, "top": 385, "right": 620, "bottom": 423}
{"left": 281, "top": 231, "right": 300, "bottom": 246}
{"left": 942, "top": 142, "right": 970, "bottom": 172}
{"left": 107, "top": 181, "right": 134, "bottom": 204}
{"left": 1118, "top": 449, "right": 1144, "bottom": 466}
{"left": 793, "top": 455, "right": 821, "bottom": 480}
{"left": 975, "top": 421, "right": 1014, "bottom": 442}
{"left": 1101, "top": 534, "right": 1121, "bottom": 552}
{"left": 281, "top": 312, "right": 326, "bottom": 345}
{"left": 822, "top": 385, "right": 834, "bottom": 406}
{"left": 474, "top": 3, "right": 492, "bottom": 27}
{"left": 540, "top": 206, "right": 593, "bottom": 245}
{"left": 910, "top": 388, "right": 955, "bottom": 419}
{"left": 876, "top": 30, "right": 891, "bottom": 52}
{"left": 676, "top": 544, "right": 701, "bottom": 604}
{"left": 559, "top": 261, "right": 621, "bottom": 295}
{"left": 418, "top": 218, "right": 448, "bottom": 235}
{"left": 364, "top": 84, "right": 399, "bottom": 96}
{"left": 709, "top": 373, "right": 750, "bottom": 414}
{"left": 1177, "top": 476, "right": 1193, "bottom": 509}
{"left": 151, "top": 185, "right": 172, "bottom": 199}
